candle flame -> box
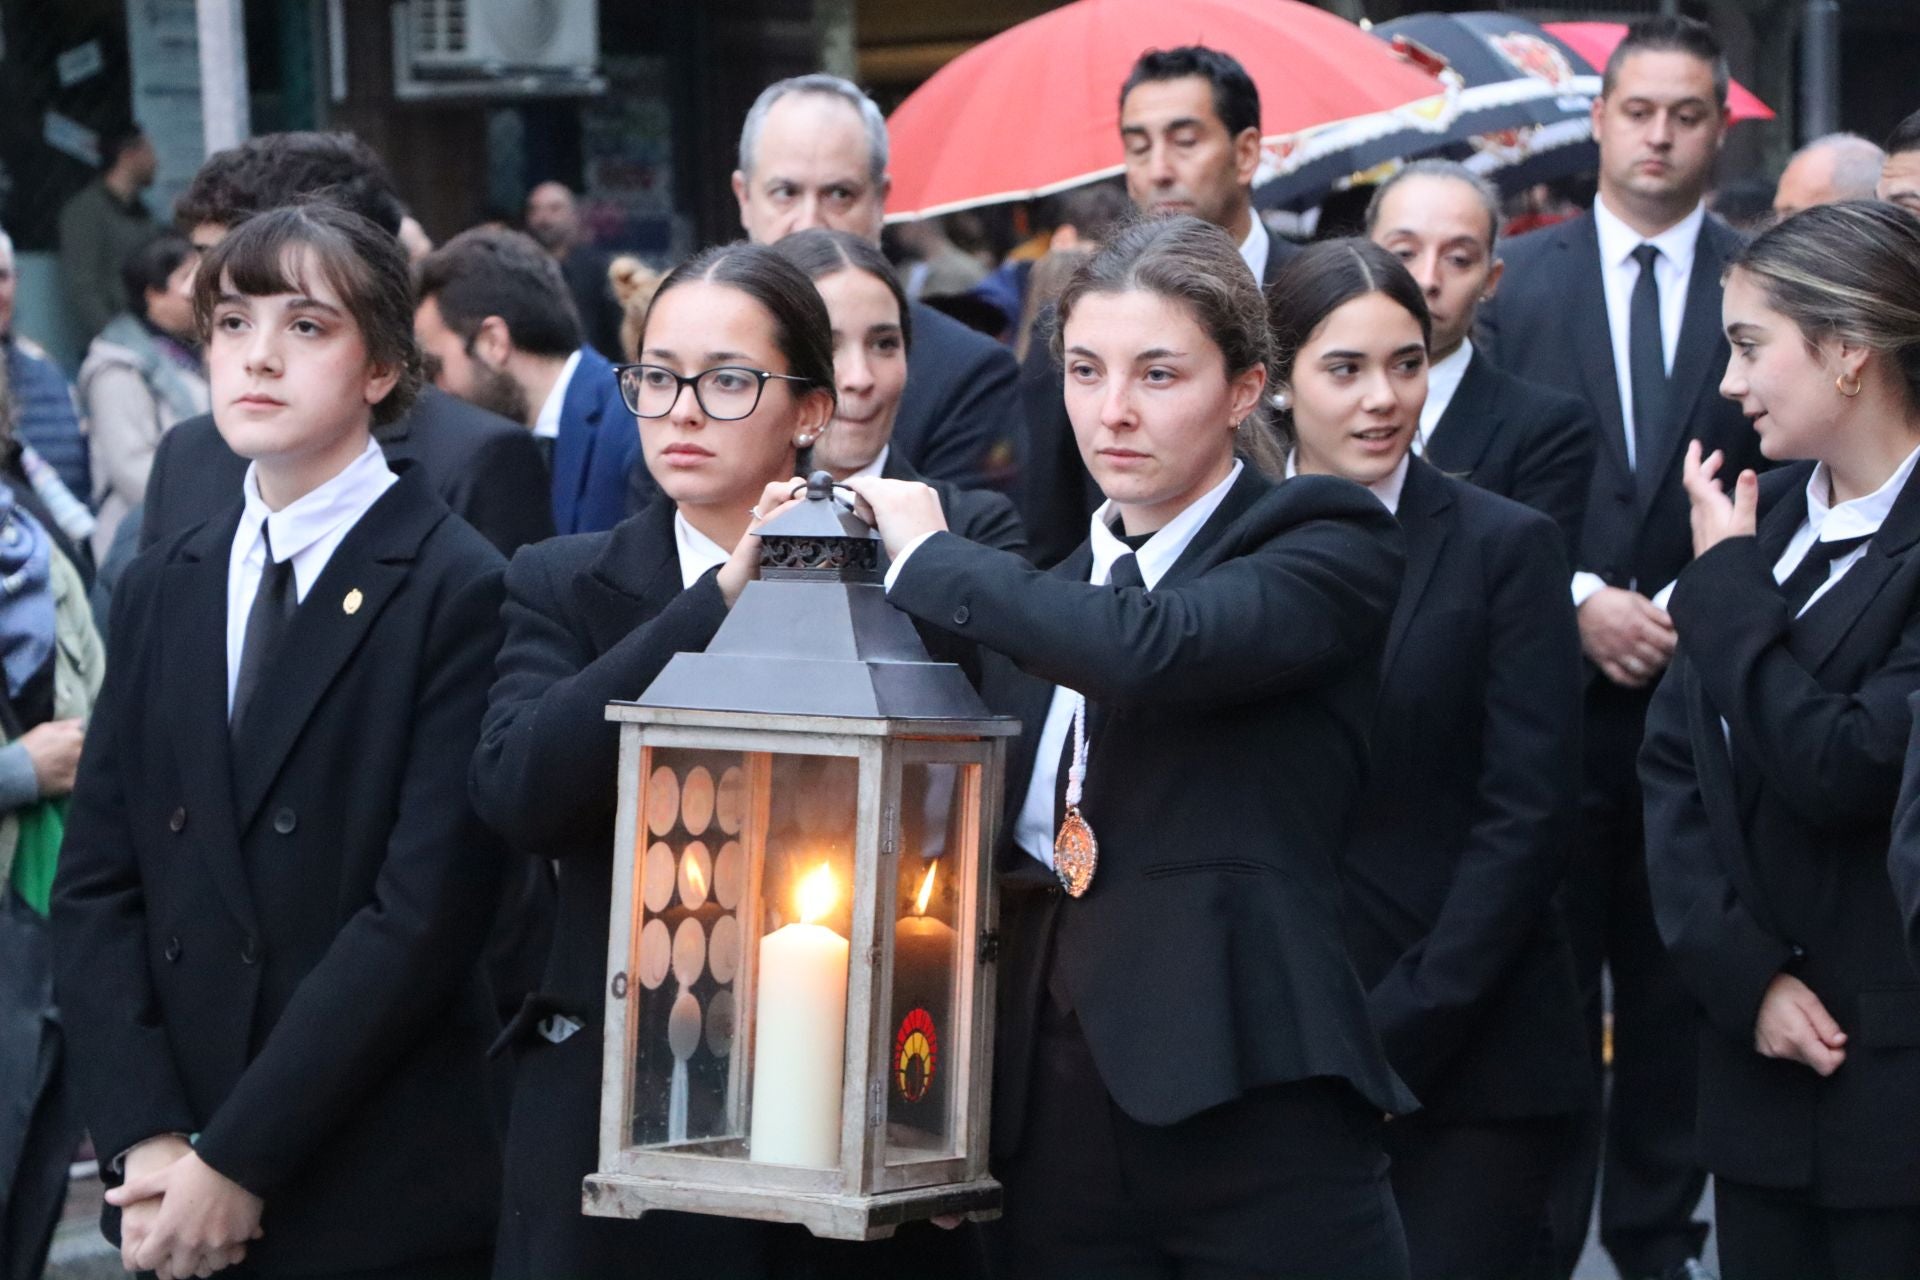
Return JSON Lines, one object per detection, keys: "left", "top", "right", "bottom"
{"left": 686, "top": 855, "right": 707, "bottom": 897}
{"left": 913, "top": 862, "right": 937, "bottom": 916}
{"left": 796, "top": 863, "right": 837, "bottom": 925}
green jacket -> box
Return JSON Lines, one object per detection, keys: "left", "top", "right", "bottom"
{"left": 0, "top": 547, "right": 106, "bottom": 888}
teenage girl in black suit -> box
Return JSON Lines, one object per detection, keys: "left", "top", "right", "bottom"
{"left": 1647, "top": 201, "right": 1920, "bottom": 1278}
{"left": 473, "top": 243, "right": 834, "bottom": 1280}
{"left": 850, "top": 215, "right": 1414, "bottom": 1280}
{"left": 1271, "top": 239, "right": 1591, "bottom": 1279}
{"left": 54, "top": 203, "right": 507, "bottom": 1280}
{"left": 771, "top": 228, "right": 1027, "bottom": 559}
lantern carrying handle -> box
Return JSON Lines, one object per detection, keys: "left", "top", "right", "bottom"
{"left": 791, "top": 470, "right": 874, "bottom": 526}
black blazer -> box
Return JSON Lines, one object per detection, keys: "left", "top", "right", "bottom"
{"left": 1482, "top": 211, "right": 1760, "bottom": 595}
{"left": 51, "top": 471, "right": 507, "bottom": 1273}
{"left": 140, "top": 387, "right": 555, "bottom": 558}
{"left": 1339, "top": 460, "right": 1590, "bottom": 1121}
{"left": 1425, "top": 345, "right": 1596, "bottom": 558}
{"left": 471, "top": 500, "right": 786, "bottom": 1278}
{"left": 1642, "top": 462, "right": 1920, "bottom": 1206}
{"left": 888, "top": 466, "right": 1416, "bottom": 1155}
{"left": 882, "top": 447, "right": 1028, "bottom": 558}
{"left": 1016, "top": 234, "right": 1297, "bottom": 568}
{"left": 895, "top": 301, "right": 1023, "bottom": 492}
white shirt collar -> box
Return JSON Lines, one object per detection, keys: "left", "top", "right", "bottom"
{"left": 1592, "top": 194, "right": 1705, "bottom": 278}
{"left": 1418, "top": 339, "right": 1474, "bottom": 442}
{"left": 672, "top": 511, "right": 732, "bottom": 590}
{"left": 844, "top": 444, "right": 891, "bottom": 483}
{"left": 1086, "top": 460, "right": 1243, "bottom": 588}
{"left": 238, "top": 438, "right": 398, "bottom": 583}
{"left": 1239, "top": 217, "right": 1270, "bottom": 283}
{"left": 532, "top": 348, "right": 585, "bottom": 441}
{"left": 1805, "top": 443, "right": 1920, "bottom": 542}
{"left": 1285, "top": 450, "right": 1411, "bottom": 516}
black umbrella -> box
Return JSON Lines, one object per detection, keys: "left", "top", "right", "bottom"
{"left": 1253, "top": 11, "right": 1599, "bottom": 211}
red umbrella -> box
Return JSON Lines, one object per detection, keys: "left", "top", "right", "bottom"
{"left": 1544, "top": 22, "right": 1775, "bottom": 123}
{"left": 884, "top": 0, "right": 1450, "bottom": 220}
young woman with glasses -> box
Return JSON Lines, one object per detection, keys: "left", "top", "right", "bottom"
{"left": 474, "top": 241, "right": 833, "bottom": 1280}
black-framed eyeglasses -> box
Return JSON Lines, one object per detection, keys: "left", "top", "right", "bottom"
{"left": 614, "top": 363, "right": 813, "bottom": 421}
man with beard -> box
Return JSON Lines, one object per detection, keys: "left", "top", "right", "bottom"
{"left": 415, "top": 228, "right": 640, "bottom": 534}
{"left": 523, "top": 181, "right": 624, "bottom": 363}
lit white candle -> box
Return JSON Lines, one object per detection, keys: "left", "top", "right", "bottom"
{"left": 749, "top": 864, "right": 849, "bottom": 1167}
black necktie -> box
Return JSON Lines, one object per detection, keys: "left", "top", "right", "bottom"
{"left": 1629, "top": 243, "right": 1668, "bottom": 489}
{"left": 232, "top": 522, "right": 296, "bottom": 736}
{"left": 534, "top": 434, "right": 555, "bottom": 473}
{"left": 1780, "top": 533, "right": 1872, "bottom": 615}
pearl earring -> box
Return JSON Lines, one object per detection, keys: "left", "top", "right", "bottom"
{"left": 796, "top": 432, "right": 817, "bottom": 447}
{"left": 1271, "top": 389, "right": 1292, "bottom": 412}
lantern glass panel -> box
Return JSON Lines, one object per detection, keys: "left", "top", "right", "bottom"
{"left": 884, "top": 759, "right": 981, "bottom": 1166}
{"left": 626, "top": 746, "right": 860, "bottom": 1171}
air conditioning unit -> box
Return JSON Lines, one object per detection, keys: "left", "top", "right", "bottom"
{"left": 394, "top": 0, "right": 604, "bottom": 98}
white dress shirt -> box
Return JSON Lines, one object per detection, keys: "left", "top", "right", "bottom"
{"left": 1417, "top": 340, "right": 1475, "bottom": 450}
{"left": 226, "top": 439, "right": 398, "bottom": 714}
{"left": 1571, "top": 197, "right": 1707, "bottom": 610}
{"left": 672, "top": 511, "right": 732, "bottom": 589}
{"left": 1007, "top": 461, "right": 1244, "bottom": 868}
{"left": 1285, "top": 451, "right": 1411, "bottom": 516}
{"left": 1774, "top": 444, "right": 1920, "bottom": 615}
{"left": 1239, "top": 217, "right": 1270, "bottom": 284}
{"left": 1592, "top": 194, "right": 1703, "bottom": 469}
{"left": 532, "top": 348, "right": 585, "bottom": 444}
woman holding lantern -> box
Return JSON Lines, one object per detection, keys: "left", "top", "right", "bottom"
{"left": 473, "top": 241, "right": 834, "bottom": 1280}
{"left": 848, "top": 215, "right": 1415, "bottom": 1280}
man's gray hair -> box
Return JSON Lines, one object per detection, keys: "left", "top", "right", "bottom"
{"left": 1791, "top": 132, "right": 1888, "bottom": 202}
{"left": 1365, "top": 159, "right": 1504, "bottom": 251}
{"left": 738, "top": 74, "right": 889, "bottom": 184}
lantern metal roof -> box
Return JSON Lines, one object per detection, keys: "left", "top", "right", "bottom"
{"left": 629, "top": 473, "right": 1006, "bottom": 724}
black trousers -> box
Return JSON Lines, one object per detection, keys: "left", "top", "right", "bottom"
{"left": 0, "top": 892, "right": 83, "bottom": 1280}
{"left": 1716, "top": 1181, "right": 1920, "bottom": 1280}
{"left": 217, "top": 1252, "right": 492, "bottom": 1280}
{"left": 1546, "top": 680, "right": 1707, "bottom": 1280}
{"left": 997, "top": 996, "right": 1409, "bottom": 1280}
{"left": 1386, "top": 1115, "right": 1564, "bottom": 1280}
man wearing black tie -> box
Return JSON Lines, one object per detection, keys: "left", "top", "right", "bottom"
{"left": 1480, "top": 17, "right": 1763, "bottom": 1280}
{"left": 1018, "top": 46, "right": 1300, "bottom": 566}
{"left": 1365, "top": 160, "right": 1595, "bottom": 554}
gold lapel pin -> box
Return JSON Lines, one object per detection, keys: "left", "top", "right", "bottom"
{"left": 343, "top": 588, "right": 364, "bottom": 615}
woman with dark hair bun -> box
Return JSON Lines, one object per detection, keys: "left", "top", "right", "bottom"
{"left": 1271, "top": 238, "right": 1590, "bottom": 1280}
{"left": 474, "top": 241, "right": 836, "bottom": 1280}
{"left": 848, "top": 214, "right": 1413, "bottom": 1279}
{"left": 1655, "top": 200, "right": 1920, "bottom": 1278}
{"left": 772, "top": 227, "right": 1026, "bottom": 559}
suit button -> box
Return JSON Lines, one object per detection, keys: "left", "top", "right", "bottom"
{"left": 1790, "top": 942, "right": 1808, "bottom": 961}
{"left": 953, "top": 604, "right": 971, "bottom": 625}
{"left": 164, "top": 936, "right": 182, "bottom": 963}
{"left": 272, "top": 808, "right": 297, "bottom": 835}
{"left": 169, "top": 807, "right": 187, "bottom": 833}
{"left": 241, "top": 937, "right": 261, "bottom": 965}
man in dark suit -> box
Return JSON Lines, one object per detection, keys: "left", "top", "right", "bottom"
{"left": 1479, "top": 18, "right": 1763, "bottom": 1280}
{"left": 1017, "top": 46, "right": 1301, "bottom": 566}
{"left": 415, "top": 228, "right": 644, "bottom": 535}
{"left": 524, "top": 181, "right": 625, "bottom": 363}
{"left": 1365, "top": 159, "right": 1595, "bottom": 554}
{"left": 731, "top": 74, "right": 1019, "bottom": 493}
{"left": 143, "top": 133, "right": 553, "bottom": 558}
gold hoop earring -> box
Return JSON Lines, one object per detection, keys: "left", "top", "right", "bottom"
{"left": 1837, "top": 373, "right": 1863, "bottom": 398}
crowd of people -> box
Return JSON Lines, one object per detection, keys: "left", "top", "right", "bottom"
{"left": 5, "top": 12, "right": 1920, "bottom": 1280}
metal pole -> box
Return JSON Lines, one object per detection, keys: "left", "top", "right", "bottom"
{"left": 197, "top": 0, "right": 251, "bottom": 153}
{"left": 1799, "top": 0, "right": 1841, "bottom": 143}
